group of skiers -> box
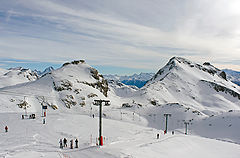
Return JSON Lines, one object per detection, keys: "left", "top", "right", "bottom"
{"left": 156, "top": 130, "right": 175, "bottom": 139}
{"left": 59, "top": 138, "right": 78, "bottom": 149}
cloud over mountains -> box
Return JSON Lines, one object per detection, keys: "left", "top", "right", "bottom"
{"left": 1, "top": 0, "right": 240, "bottom": 73}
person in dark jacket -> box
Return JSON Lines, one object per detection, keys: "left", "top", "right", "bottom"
{"left": 5, "top": 126, "right": 8, "bottom": 132}
{"left": 63, "top": 138, "right": 67, "bottom": 147}
{"left": 59, "top": 139, "right": 63, "bottom": 149}
{"left": 70, "top": 139, "right": 73, "bottom": 149}
{"left": 75, "top": 139, "right": 78, "bottom": 148}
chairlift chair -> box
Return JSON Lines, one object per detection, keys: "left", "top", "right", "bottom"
{"left": 104, "top": 101, "right": 110, "bottom": 106}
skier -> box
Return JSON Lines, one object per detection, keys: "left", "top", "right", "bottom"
{"left": 70, "top": 139, "right": 73, "bottom": 149}
{"left": 5, "top": 126, "right": 8, "bottom": 132}
{"left": 172, "top": 131, "right": 174, "bottom": 135}
{"left": 157, "top": 133, "right": 160, "bottom": 139}
{"left": 63, "top": 138, "right": 67, "bottom": 147}
{"left": 59, "top": 139, "right": 63, "bottom": 149}
{"left": 75, "top": 139, "right": 78, "bottom": 148}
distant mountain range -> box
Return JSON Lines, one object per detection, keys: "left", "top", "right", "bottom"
{"left": 104, "top": 73, "right": 155, "bottom": 88}
{"left": 0, "top": 67, "right": 38, "bottom": 88}
{"left": 104, "top": 69, "right": 240, "bottom": 88}
{"left": 34, "top": 66, "right": 55, "bottom": 77}
{"left": 223, "top": 69, "right": 240, "bottom": 86}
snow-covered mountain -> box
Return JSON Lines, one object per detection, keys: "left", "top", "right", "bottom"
{"left": 131, "top": 57, "right": 240, "bottom": 115}
{"left": 0, "top": 67, "right": 38, "bottom": 88}
{"left": 223, "top": 69, "right": 240, "bottom": 86}
{"left": 105, "top": 57, "right": 240, "bottom": 143}
{"left": 35, "top": 66, "right": 55, "bottom": 77}
{"left": 122, "top": 57, "right": 240, "bottom": 144}
{"left": 0, "top": 66, "right": 54, "bottom": 89}
{"left": 1, "top": 57, "right": 239, "bottom": 118}
{"left": 104, "top": 72, "right": 155, "bottom": 88}
{"left": 0, "top": 60, "right": 109, "bottom": 112}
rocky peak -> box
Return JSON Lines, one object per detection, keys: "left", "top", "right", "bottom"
{"left": 52, "top": 60, "right": 109, "bottom": 98}
{"left": 148, "top": 57, "right": 229, "bottom": 84}
{"left": 62, "top": 60, "right": 86, "bottom": 67}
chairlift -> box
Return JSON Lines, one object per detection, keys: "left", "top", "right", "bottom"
{"left": 93, "top": 101, "right": 98, "bottom": 106}
{"left": 93, "top": 100, "right": 110, "bottom": 106}
{"left": 104, "top": 101, "right": 110, "bottom": 106}
{"left": 42, "top": 105, "right": 48, "bottom": 109}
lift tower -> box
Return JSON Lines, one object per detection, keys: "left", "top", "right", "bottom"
{"left": 164, "top": 113, "right": 171, "bottom": 134}
{"left": 184, "top": 122, "right": 190, "bottom": 135}
{"left": 94, "top": 99, "right": 110, "bottom": 146}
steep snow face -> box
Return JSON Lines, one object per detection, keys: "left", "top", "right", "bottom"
{"left": 140, "top": 57, "right": 240, "bottom": 115}
{"left": 108, "top": 80, "right": 138, "bottom": 98}
{"left": 0, "top": 60, "right": 109, "bottom": 112}
{"left": 0, "top": 67, "right": 38, "bottom": 88}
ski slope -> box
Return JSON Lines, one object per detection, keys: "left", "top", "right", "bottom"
{"left": 1, "top": 111, "right": 240, "bottom": 158}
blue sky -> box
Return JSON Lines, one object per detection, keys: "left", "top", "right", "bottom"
{"left": 0, "top": 0, "right": 240, "bottom": 74}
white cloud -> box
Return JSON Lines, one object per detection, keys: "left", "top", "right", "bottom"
{"left": 0, "top": 0, "right": 240, "bottom": 72}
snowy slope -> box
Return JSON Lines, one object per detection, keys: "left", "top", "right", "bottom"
{"left": 108, "top": 80, "right": 138, "bottom": 98}
{"left": 133, "top": 57, "right": 240, "bottom": 115}
{"left": 0, "top": 67, "right": 38, "bottom": 88}
{"left": 116, "top": 57, "right": 240, "bottom": 145}
{"left": 0, "top": 112, "right": 240, "bottom": 158}
{"left": 192, "top": 110, "right": 240, "bottom": 144}
{"left": 104, "top": 57, "right": 240, "bottom": 146}
{"left": 0, "top": 60, "right": 109, "bottom": 113}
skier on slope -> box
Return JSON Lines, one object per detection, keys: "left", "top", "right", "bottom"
{"left": 5, "top": 126, "right": 8, "bottom": 132}
{"left": 75, "top": 139, "right": 78, "bottom": 148}
{"left": 59, "top": 139, "right": 63, "bottom": 149}
{"left": 63, "top": 138, "right": 67, "bottom": 147}
{"left": 70, "top": 139, "right": 73, "bottom": 149}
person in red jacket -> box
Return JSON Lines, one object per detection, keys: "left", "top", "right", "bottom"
{"left": 5, "top": 126, "right": 8, "bottom": 132}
